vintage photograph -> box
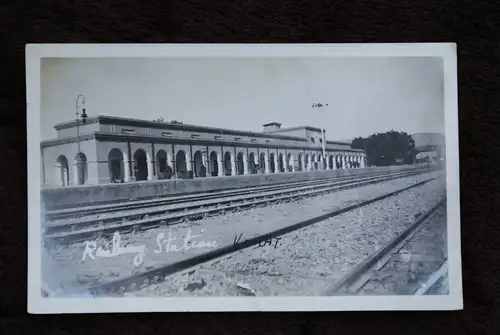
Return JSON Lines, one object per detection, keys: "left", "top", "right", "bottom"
{"left": 27, "top": 44, "right": 462, "bottom": 313}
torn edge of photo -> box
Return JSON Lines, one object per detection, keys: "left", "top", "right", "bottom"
{"left": 26, "top": 43, "right": 462, "bottom": 314}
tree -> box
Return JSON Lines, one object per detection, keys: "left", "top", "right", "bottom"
{"left": 351, "top": 130, "right": 416, "bottom": 167}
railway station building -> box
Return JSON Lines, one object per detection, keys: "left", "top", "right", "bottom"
{"left": 41, "top": 116, "right": 366, "bottom": 187}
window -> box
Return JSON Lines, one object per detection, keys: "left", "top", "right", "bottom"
{"left": 319, "top": 138, "right": 323, "bottom": 143}
{"left": 191, "top": 134, "right": 200, "bottom": 139}
{"left": 122, "top": 129, "right": 135, "bottom": 134}
{"left": 311, "top": 137, "right": 315, "bottom": 143}
{"left": 265, "top": 140, "right": 271, "bottom": 144}
{"left": 162, "top": 132, "right": 172, "bottom": 137}
{"left": 250, "top": 139, "right": 257, "bottom": 143}
{"left": 214, "top": 136, "right": 223, "bottom": 140}
{"left": 235, "top": 137, "right": 241, "bottom": 141}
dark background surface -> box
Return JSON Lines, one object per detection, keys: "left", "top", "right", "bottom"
{"left": 1, "top": 0, "right": 499, "bottom": 333}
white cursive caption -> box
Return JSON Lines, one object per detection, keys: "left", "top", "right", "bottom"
{"left": 82, "top": 231, "right": 146, "bottom": 266}
{"left": 155, "top": 228, "right": 219, "bottom": 253}
{"left": 82, "top": 228, "right": 219, "bottom": 266}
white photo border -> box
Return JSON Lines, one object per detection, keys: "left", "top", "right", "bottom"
{"left": 26, "top": 43, "right": 462, "bottom": 313}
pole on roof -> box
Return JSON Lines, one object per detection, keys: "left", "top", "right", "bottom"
{"left": 312, "top": 102, "right": 328, "bottom": 160}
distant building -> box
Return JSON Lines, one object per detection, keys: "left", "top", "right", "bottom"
{"left": 412, "top": 132, "right": 446, "bottom": 159}
{"left": 41, "top": 115, "right": 366, "bottom": 187}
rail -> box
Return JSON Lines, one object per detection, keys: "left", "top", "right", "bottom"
{"left": 85, "top": 175, "right": 440, "bottom": 297}
{"left": 44, "top": 169, "right": 437, "bottom": 244}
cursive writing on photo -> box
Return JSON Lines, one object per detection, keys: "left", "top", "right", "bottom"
{"left": 81, "top": 228, "right": 219, "bottom": 266}
{"left": 253, "top": 237, "right": 283, "bottom": 249}
{"left": 155, "top": 228, "right": 219, "bottom": 253}
{"left": 82, "top": 231, "right": 146, "bottom": 266}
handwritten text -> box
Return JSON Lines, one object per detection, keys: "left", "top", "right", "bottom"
{"left": 155, "top": 228, "right": 219, "bottom": 253}
{"left": 82, "top": 232, "right": 146, "bottom": 266}
{"left": 253, "top": 237, "right": 283, "bottom": 249}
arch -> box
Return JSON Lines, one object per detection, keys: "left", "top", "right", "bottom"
{"left": 337, "top": 155, "right": 343, "bottom": 169}
{"left": 74, "top": 153, "right": 87, "bottom": 185}
{"left": 278, "top": 153, "right": 284, "bottom": 172}
{"left": 248, "top": 152, "right": 256, "bottom": 174}
{"left": 156, "top": 150, "right": 167, "bottom": 173}
{"left": 156, "top": 150, "right": 172, "bottom": 180}
{"left": 312, "top": 154, "right": 317, "bottom": 170}
{"left": 286, "top": 153, "right": 293, "bottom": 172}
{"left": 133, "top": 149, "right": 149, "bottom": 181}
{"left": 298, "top": 153, "right": 303, "bottom": 171}
{"left": 209, "top": 151, "right": 219, "bottom": 176}
{"left": 223, "top": 151, "right": 232, "bottom": 176}
{"left": 236, "top": 152, "right": 245, "bottom": 175}
{"left": 108, "top": 148, "right": 124, "bottom": 182}
{"left": 269, "top": 153, "right": 276, "bottom": 173}
{"left": 305, "top": 154, "right": 310, "bottom": 171}
{"left": 175, "top": 150, "right": 187, "bottom": 178}
{"left": 318, "top": 153, "right": 325, "bottom": 170}
{"left": 329, "top": 155, "right": 334, "bottom": 169}
{"left": 55, "top": 155, "right": 70, "bottom": 186}
{"left": 259, "top": 153, "right": 266, "bottom": 173}
{"left": 193, "top": 151, "right": 204, "bottom": 177}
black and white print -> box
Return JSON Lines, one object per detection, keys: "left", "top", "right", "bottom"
{"left": 27, "top": 44, "right": 462, "bottom": 313}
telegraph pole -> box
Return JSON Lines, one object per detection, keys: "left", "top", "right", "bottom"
{"left": 312, "top": 103, "right": 328, "bottom": 162}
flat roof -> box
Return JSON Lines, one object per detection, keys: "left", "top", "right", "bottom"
{"left": 51, "top": 115, "right": 357, "bottom": 148}
{"left": 41, "top": 131, "right": 364, "bottom": 153}
{"left": 54, "top": 115, "right": 309, "bottom": 142}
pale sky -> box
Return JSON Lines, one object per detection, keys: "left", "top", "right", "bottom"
{"left": 41, "top": 57, "right": 444, "bottom": 141}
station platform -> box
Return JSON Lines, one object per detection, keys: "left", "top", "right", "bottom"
{"left": 41, "top": 165, "right": 427, "bottom": 210}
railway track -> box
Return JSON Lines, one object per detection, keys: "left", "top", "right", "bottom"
{"left": 84, "top": 174, "right": 441, "bottom": 297}
{"left": 414, "top": 261, "right": 448, "bottom": 295}
{"left": 325, "top": 198, "right": 447, "bottom": 295}
{"left": 45, "top": 166, "right": 434, "bottom": 221}
{"left": 44, "top": 167, "right": 437, "bottom": 244}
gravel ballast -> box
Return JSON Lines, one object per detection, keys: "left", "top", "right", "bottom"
{"left": 42, "top": 171, "right": 443, "bottom": 295}
{"left": 355, "top": 205, "right": 448, "bottom": 295}
{"left": 131, "top": 175, "right": 446, "bottom": 297}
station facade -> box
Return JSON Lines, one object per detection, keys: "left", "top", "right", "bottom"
{"left": 41, "top": 116, "right": 366, "bottom": 187}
